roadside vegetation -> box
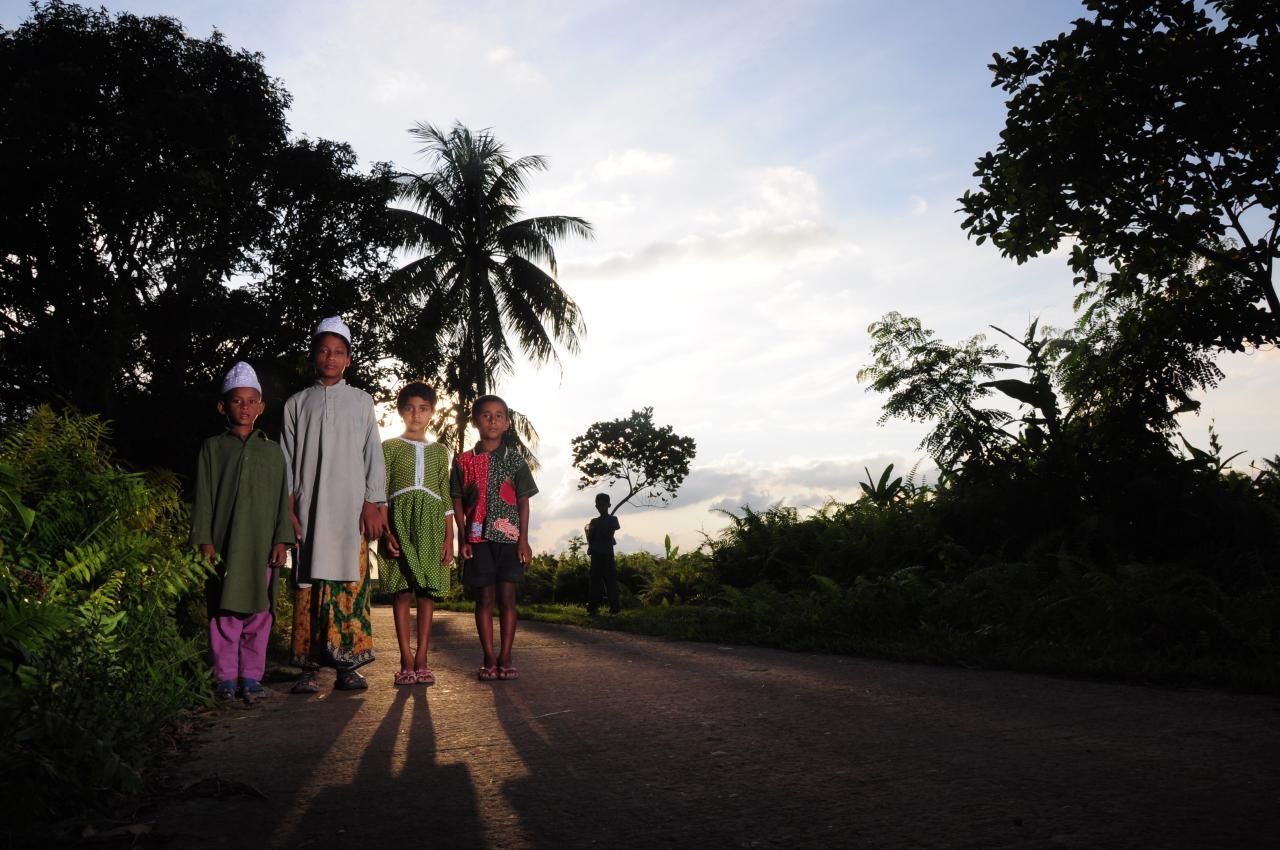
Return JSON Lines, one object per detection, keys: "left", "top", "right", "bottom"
{"left": 0, "top": 409, "right": 212, "bottom": 837}
{"left": 456, "top": 423, "right": 1280, "bottom": 694}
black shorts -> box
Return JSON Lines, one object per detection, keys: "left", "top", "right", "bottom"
{"left": 462, "top": 542, "right": 524, "bottom": 588}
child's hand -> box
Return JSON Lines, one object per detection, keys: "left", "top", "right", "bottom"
{"left": 517, "top": 540, "right": 532, "bottom": 566}
{"left": 290, "top": 512, "right": 303, "bottom": 545}
{"left": 359, "top": 501, "right": 387, "bottom": 541}
{"left": 440, "top": 542, "right": 454, "bottom": 566}
{"left": 269, "top": 543, "right": 288, "bottom": 568}
{"left": 460, "top": 541, "right": 473, "bottom": 561}
{"left": 199, "top": 544, "right": 218, "bottom": 563}
{"left": 384, "top": 531, "right": 402, "bottom": 558}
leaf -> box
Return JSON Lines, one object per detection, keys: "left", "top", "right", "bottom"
{"left": 979, "top": 379, "right": 1055, "bottom": 413}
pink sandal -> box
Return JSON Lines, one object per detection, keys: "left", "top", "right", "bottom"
{"left": 393, "top": 669, "right": 416, "bottom": 686}
{"left": 477, "top": 665, "right": 498, "bottom": 682}
{"left": 415, "top": 667, "right": 435, "bottom": 685}
{"left": 497, "top": 665, "right": 519, "bottom": 681}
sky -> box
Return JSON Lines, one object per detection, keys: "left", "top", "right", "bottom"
{"left": 5, "top": 0, "right": 1276, "bottom": 553}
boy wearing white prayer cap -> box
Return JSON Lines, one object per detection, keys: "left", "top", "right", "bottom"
{"left": 190, "top": 361, "right": 294, "bottom": 702}
{"left": 280, "top": 316, "right": 388, "bottom": 692}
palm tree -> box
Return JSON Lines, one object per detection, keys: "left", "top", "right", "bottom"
{"left": 388, "top": 122, "right": 593, "bottom": 455}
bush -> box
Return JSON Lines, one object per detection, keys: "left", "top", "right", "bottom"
{"left": 0, "top": 408, "right": 213, "bottom": 830}
{"left": 659, "top": 449, "right": 1280, "bottom": 691}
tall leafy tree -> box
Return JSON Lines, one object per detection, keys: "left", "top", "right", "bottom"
{"left": 0, "top": 2, "right": 289, "bottom": 430}
{"left": 571, "top": 408, "right": 697, "bottom": 513}
{"left": 388, "top": 122, "right": 593, "bottom": 452}
{"left": 240, "top": 138, "right": 401, "bottom": 431}
{"left": 0, "top": 3, "right": 400, "bottom": 481}
{"left": 857, "top": 313, "right": 1014, "bottom": 472}
{"left": 960, "top": 0, "right": 1280, "bottom": 349}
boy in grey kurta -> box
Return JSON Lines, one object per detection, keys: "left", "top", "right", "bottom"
{"left": 191, "top": 362, "right": 293, "bottom": 702}
{"left": 280, "top": 316, "right": 388, "bottom": 692}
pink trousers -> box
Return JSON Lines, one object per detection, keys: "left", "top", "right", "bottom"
{"left": 209, "top": 609, "right": 273, "bottom": 682}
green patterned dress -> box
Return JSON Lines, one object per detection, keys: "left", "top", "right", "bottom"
{"left": 381, "top": 437, "right": 453, "bottom": 598}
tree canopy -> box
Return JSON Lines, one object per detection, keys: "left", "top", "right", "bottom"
{"left": 0, "top": 2, "right": 399, "bottom": 478}
{"left": 959, "top": 0, "right": 1280, "bottom": 349}
{"left": 571, "top": 408, "right": 697, "bottom": 513}
{"left": 857, "top": 313, "right": 1013, "bottom": 472}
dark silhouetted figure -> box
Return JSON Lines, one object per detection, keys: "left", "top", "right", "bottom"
{"left": 586, "top": 494, "right": 621, "bottom": 615}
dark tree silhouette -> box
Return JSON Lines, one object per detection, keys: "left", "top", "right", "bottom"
{"left": 571, "top": 408, "right": 696, "bottom": 513}
{"left": 0, "top": 3, "right": 399, "bottom": 480}
{"left": 960, "top": 0, "right": 1280, "bottom": 350}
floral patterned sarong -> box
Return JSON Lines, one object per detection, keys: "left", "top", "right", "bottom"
{"left": 290, "top": 537, "right": 375, "bottom": 670}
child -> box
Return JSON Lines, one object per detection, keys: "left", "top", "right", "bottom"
{"left": 280, "top": 316, "right": 388, "bottom": 693}
{"left": 450, "top": 395, "right": 538, "bottom": 681}
{"left": 381, "top": 382, "right": 454, "bottom": 686}
{"left": 190, "top": 362, "right": 294, "bottom": 702}
{"left": 585, "top": 493, "right": 621, "bottom": 615}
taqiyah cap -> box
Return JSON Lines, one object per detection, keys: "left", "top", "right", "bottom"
{"left": 222, "top": 361, "right": 261, "bottom": 394}
{"left": 313, "top": 315, "right": 351, "bottom": 344}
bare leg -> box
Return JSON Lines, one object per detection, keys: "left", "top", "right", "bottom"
{"left": 496, "top": 581, "right": 518, "bottom": 668}
{"left": 414, "top": 596, "right": 435, "bottom": 669}
{"left": 391, "top": 591, "right": 413, "bottom": 670}
{"left": 475, "top": 585, "right": 497, "bottom": 667}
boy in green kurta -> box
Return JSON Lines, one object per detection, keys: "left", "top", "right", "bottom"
{"left": 191, "top": 362, "right": 294, "bottom": 702}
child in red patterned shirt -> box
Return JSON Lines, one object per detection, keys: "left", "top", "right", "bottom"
{"left": 450, "top": 395, "right": 538, "bottom": 681}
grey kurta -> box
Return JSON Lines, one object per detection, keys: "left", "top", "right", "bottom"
{"left": 280, "top": 379, "right": 386, "bottom": 583}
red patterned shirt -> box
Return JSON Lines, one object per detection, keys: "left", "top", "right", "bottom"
{"left": 449, "top": 443, "right": 538, "bottom": 543}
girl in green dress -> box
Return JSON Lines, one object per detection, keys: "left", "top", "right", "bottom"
{"left": 382, "top": 383, "right": 454, "bottom": 685}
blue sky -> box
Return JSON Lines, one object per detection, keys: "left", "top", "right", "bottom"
{"left": 6, "top": 0, "right": 1276, "bottom": 552}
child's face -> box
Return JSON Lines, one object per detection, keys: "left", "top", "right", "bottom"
{"left": 312, "top": 334, "right": 351, "bottom": 383}
{"left": 218, "top": 387, "right": 264, "bottom": 430}
{"left": 473, "top": 401, "right": 510, "bottom": 442}
{"left": 399, "top": 396, "right": 435, "bottom": 436}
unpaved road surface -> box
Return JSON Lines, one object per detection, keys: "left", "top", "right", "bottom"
{"left": 141, "top": 608, "right": 1279, "bottom": 849}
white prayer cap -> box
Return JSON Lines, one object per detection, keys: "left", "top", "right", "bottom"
{"left": 222, "top": 361, "right": 261, "bottom": 394}
{"left": 313, "top": 315, "right": 351, "bottom": 344}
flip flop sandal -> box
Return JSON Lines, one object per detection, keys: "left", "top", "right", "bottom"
{"left": 497, "top": 666, "right": 519, "bottom": 681}
{"left": 477, "top": 665, "right": 498, "bottom": 682}
{"left": 239, "top": 679, "right": 269, "bottom": 701}
{"left": 415, "top": 667, "right": 436, "bottom": 685}
{"left": 290, "top": 671, "right": 320, "bottom": 694}
{"left": 394, "top": 669, "right": 416, "bottom": 686}
{"left": 335, "top": 669, "right": 369, "bottom": 691}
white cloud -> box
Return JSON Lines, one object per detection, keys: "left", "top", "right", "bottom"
{"left": 593, "top": 149, "right": 677, "bottom": 181}
{"left": 568, "top": 220, "right": 849, "bottom": 278}
{"left": 757, "top": 166, "right": 821, "bottom": 219}
{"left": 484, "top": 44, "right": 547, "bottom": 86}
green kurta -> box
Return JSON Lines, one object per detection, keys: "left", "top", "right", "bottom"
{"left": 191, "top": 430, "right": 294, "bottom": 613}
{"left": 381, "top": 437, "right": 453, "bottom": 597}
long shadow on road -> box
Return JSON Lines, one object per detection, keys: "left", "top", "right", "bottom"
{"left": 277, "top": 686, "right": 484, "bottom": 849}
{"left": 488, "top": 622, "right": 1280, "bottom": 849}
{"left": 146, "top": 610, "right": 1280, "bottom": 849}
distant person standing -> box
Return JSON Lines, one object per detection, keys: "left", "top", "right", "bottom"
{"left": 281, "top": 316, "right": 388, "bottom": 693}
{"left": 586, "top": 493, "right": 621, "bottom": 616}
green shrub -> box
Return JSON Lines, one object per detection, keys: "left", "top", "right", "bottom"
{"left": 0, "top": 407, "right": 213, "bottom": 828}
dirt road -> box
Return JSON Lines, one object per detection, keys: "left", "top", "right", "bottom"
{"left": 144, "top": 607, "right": 1280, "bottom": 849}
